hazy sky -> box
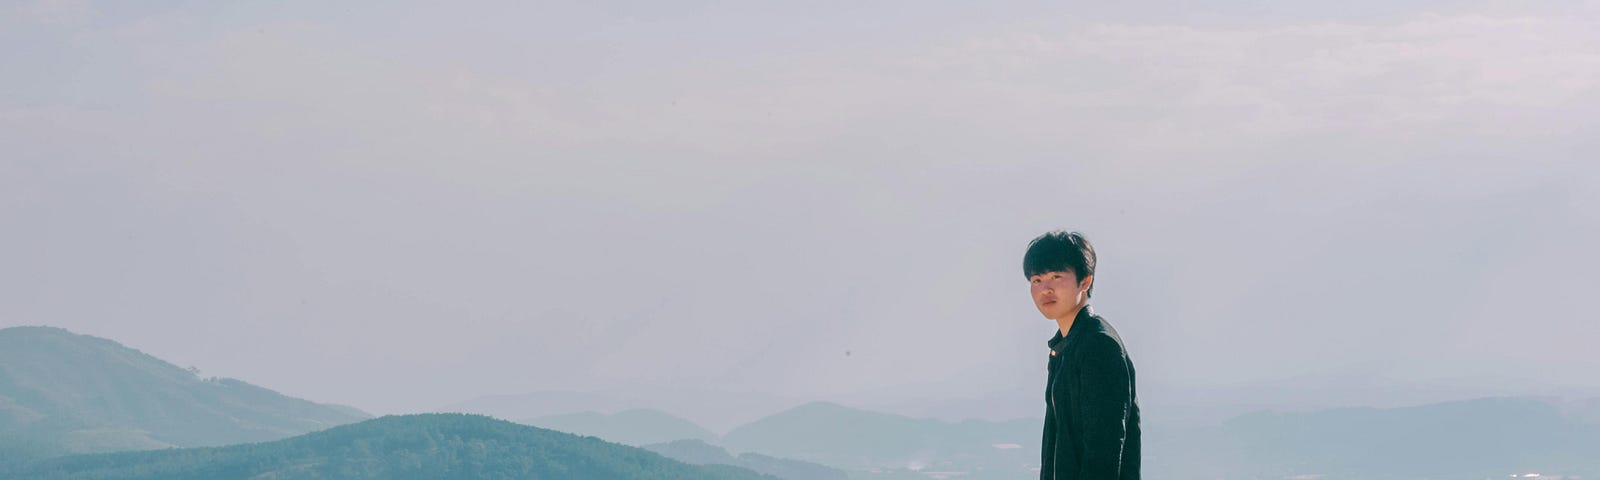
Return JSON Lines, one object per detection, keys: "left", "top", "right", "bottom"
{"left": 4, "top": 0, "right": 1598, "bottom": 418}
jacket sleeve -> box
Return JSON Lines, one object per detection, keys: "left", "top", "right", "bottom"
{"left": 1073, "top": 335, "right": 1132, "bottom": 479}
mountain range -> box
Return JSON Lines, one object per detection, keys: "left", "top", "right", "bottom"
{"left": 5, "top": 325, "right": 1597, "bottom": 479}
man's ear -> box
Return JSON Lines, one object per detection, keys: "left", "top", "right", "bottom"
{"left": 1078, "top": 274, "right": 1094, "bottom": 294}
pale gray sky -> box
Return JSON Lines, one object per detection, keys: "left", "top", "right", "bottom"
{"left": 3, "top": 0, "right": 1598, "bottom": 419}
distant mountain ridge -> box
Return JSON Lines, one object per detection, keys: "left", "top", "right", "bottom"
{"left": 3, "top": 413, "right": 779, "bottom": 480}
{"left": 644, "top": 438, "right": 848, "bottom": 480}
{"left": 1206, "top": 396, "right": 1600, "bottom": 478}
{"left": 441, "top": 388, "right": 806, "bottom": 434}
{"left": 524, "top": 397, "right": 1600, "bottom": 480}
{"left": 721, "top": 401, "right": 1039, "bottom": 477}
{"left": 509, "top": 400, "right": 1041, "bottom": 476}
{"left": 521, "top": 408, "right": 717, "bottom": 446}
{"left": 495, "top": 400, "right": 1041, "bottom": 479}
{"left": 0, "top": 326, "right": 369, "bottom": 463}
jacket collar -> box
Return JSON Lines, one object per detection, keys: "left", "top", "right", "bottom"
{"left": 1047, "top": 305, "right": 1096, "bottom": 356}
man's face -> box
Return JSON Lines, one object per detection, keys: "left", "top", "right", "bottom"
{"left": 1030, "top": 270, "right": 1091, "bottom": 321}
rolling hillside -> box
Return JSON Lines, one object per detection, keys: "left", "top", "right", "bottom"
{"left": 4, "top": 413, "right": 778, "bottom": 480}
{"left": 0, "top": 326, "right": 368, "bottom": 463}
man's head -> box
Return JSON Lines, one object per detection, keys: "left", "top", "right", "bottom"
{"left": 1023, "top": 230, "right": 1096, "bottom": 321}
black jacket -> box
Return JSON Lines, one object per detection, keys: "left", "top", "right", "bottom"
{"left": 1041, "top": 306, "right": 1140, "bottom": 480}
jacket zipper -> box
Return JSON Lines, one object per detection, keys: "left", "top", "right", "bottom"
{"left": 1051, "top": 389, "right": 1059, "bottom": 480}
{"left": 1050, "top": 353, "right": 1059, "bottom": 480}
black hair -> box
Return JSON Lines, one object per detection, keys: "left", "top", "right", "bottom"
{"left": 1023, "top": 230, "right": 1096, "bottom": 298}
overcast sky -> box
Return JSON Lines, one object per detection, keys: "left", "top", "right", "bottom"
{"left": 3, "top": 0, "right": 1598, "bottom": 420}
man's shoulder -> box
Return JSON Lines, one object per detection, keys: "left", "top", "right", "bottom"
{"left": 1074, "top": 313, "right": 1130, "bottom": 357}
{"left": 1083, "top": 311, "right": 1126, "bottom": 340}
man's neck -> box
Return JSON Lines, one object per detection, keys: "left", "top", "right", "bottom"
{"left": 1055, "top": 304, "right": 1085, "bottom": 338}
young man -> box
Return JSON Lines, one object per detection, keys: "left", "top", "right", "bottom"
{"left": 1026, "top": 231, "right": 1140, "bottom": 480}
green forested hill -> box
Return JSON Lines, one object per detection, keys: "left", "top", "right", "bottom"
{"left": 5, "top": 413, "right": 778, "bottom": 480}
{"left": 0, "top": 326, "right": 368, "bottom": 463}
